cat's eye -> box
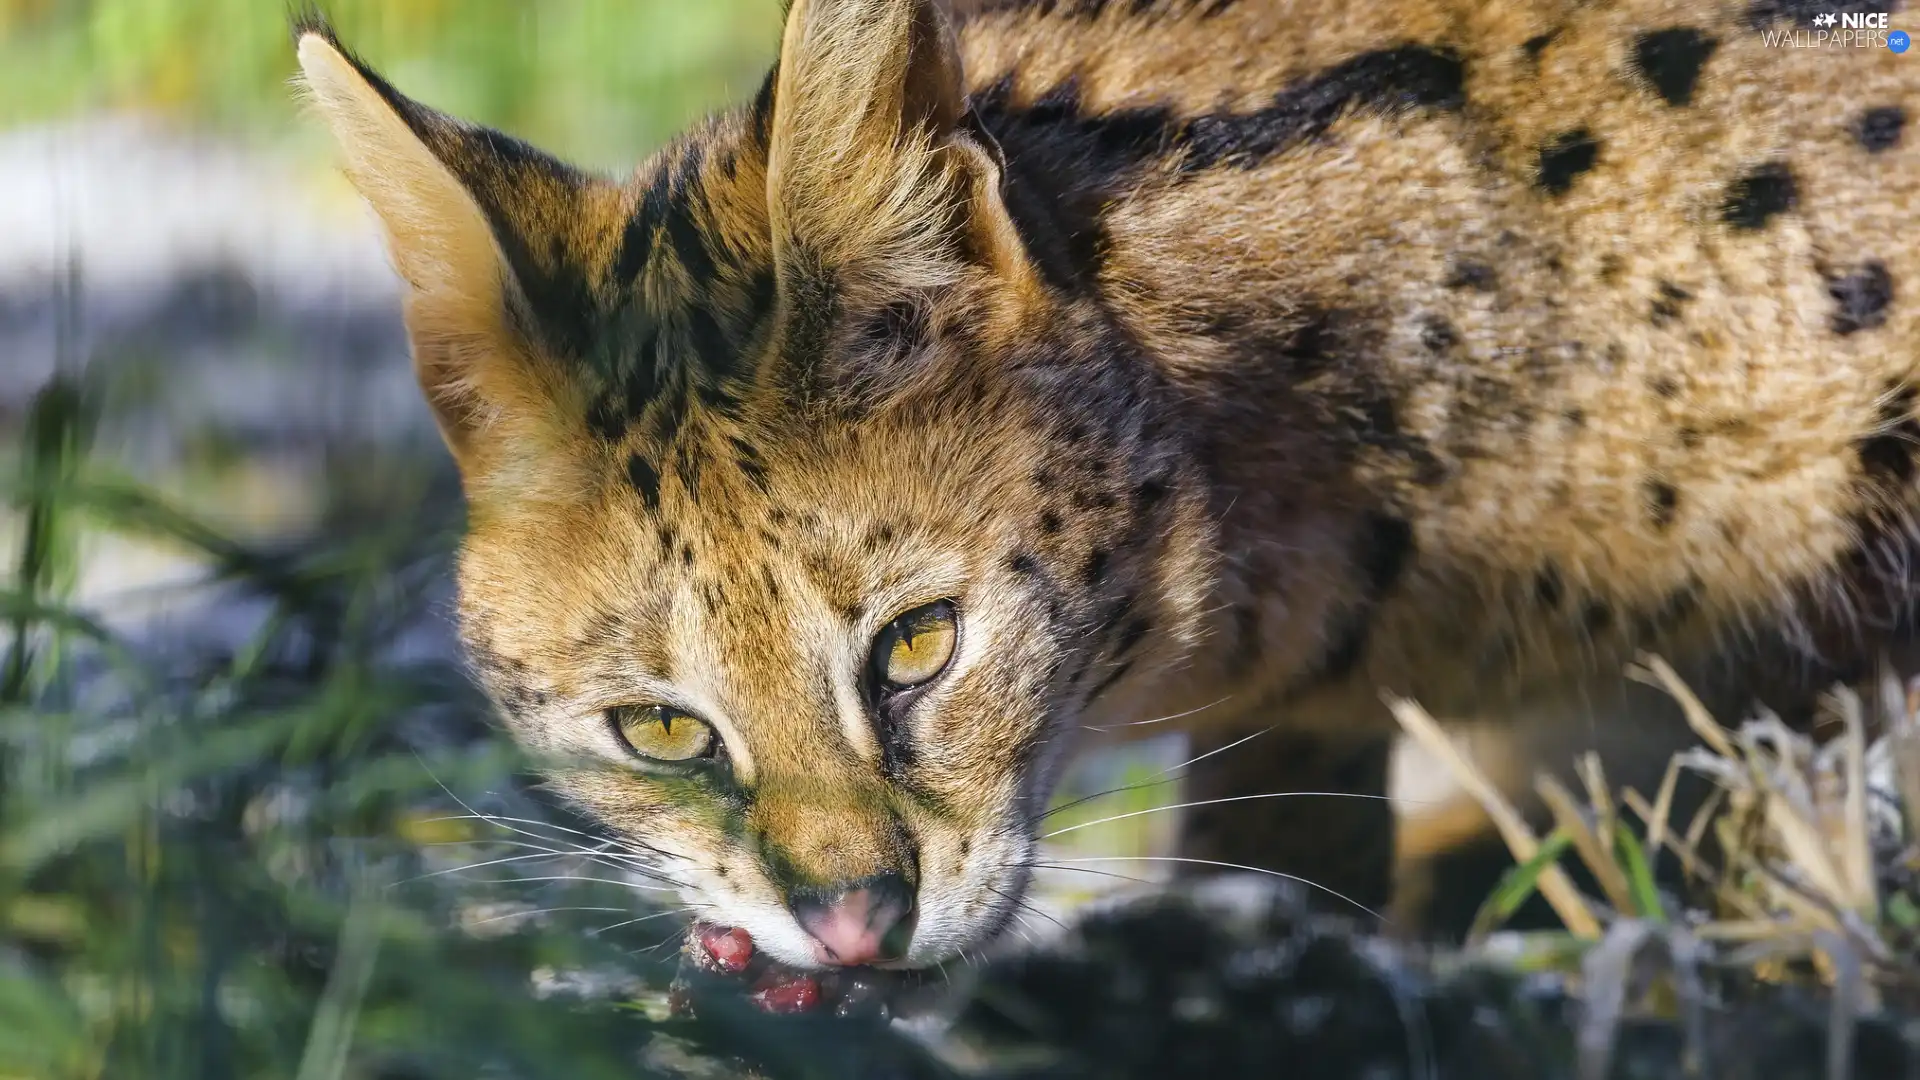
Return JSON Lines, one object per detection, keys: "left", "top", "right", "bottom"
{"left": 871, "top": 600, "right": 959, "bottom": 692}
{"left": 608, "top": 705, "right": 717, "bottom": 763}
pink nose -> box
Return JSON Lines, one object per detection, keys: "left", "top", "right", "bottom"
{"left": 789, "top": 875, "right": 914, "bottom": 966}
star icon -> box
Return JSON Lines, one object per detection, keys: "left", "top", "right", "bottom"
{"left": 1814, "top": 12, "right": 1837, "bottom": 26}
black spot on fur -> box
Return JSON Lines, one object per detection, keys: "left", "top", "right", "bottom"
{"left": 1857, "top": 106, "right": 1906, "bottom": 153}
{"left": 1633, "top": 578, "right": 1703, "bottom": 639}
{"left": 613, "top": 172, "right": 663, "bottom": 285}
{"left": 586, "top": 326, "right": 666, "bottom": 441}
{"left": 1644, "top": 479, "right": 1679, "bottom": 529}
{"left": 1260, "top": 309, "right": 1345, "bottom": 378}
{"left": 1419, "top": 315, "right": 1459, "bottom": 353}
{"left": 1443, "top": 258, "right": 1497, "bottom": 291}
{"left": 1858, "top": 384, "right": 1920, "bottom": 485}
{"left": 1563, "top": 408, "right": 1586, "bottom": 427}
{"left": 626, "top": 455, "right": 661, "bottom": 509}
{"left": 1829, "top": 260, "right": 1893, "bottom": 336}
{"left": 1721, "top": 161, "right": 1797, "bottom": 231}
{"left": 661, "top": 157, "right": 716, "bottom": 288}
{"left": 731, "top": 437, "right": 771, "bottom": 492}
{"left": 1181, "top": 45, "right": 1466, "bottom": 172}
{"left": 674, "top": 445, "right": 703, "bottom": 506}
{"left": 1536, "top": 129, "right": 1599, "bottom": 195}
{"left": 1649, "top": 374, "right": 1681, "bottom": 399}
{"left": 1522, "top": 31, "right": 1557, "bottom": 62}
{"left": 1083, "top": 549, "right": 1112, "bottom": 587}
{"left": 1583, "top": 601, "right": 1614, "bottom": 633}
{"left": 1534, "top": 562, "right": 1564, "bottom": 609}
{"left": 1040, "top": 510, "right": 1063, "bottom": 534}
{"left": 1632, "top": 28, "right": 1717, "bottom": 107}
{"left": 1292, "top": 513, "right": 1416, "bottom": 692}
{"left": 1008, "top": 551, "right": 1041, "bottom": 577}
{"left": 683, "top": 303, "right": 733, "bottom": 383}
{"left": 1354, "top": 517, "right": 1416, "bottom": 593}
{"left": 1115, "top": 617, "right": 1152, "bottom": 658}
{"left": 1650, "top": 280, "right": 1693, "bottom": 326}
{"left": 1134, "top": 477, "right": 1169, "bottom": 513}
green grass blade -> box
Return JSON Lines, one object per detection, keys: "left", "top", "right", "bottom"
{"left": 1470, "top": 827, "right": 1576, "bottom": 941}
{"left": 1613, "top": 822, "right": 1667, "bottom": 923}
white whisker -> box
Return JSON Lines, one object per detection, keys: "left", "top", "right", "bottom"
{"left": 457, "top": 873, "right": 677, "bottom": 894}
{"left": 986, "top": 882, "right": 1067, "bottom": 933}
{"left": 592, "top": 907, "right": 695, "bottom": 936}
{"left": 420, "top": 810, "right": 678, "bottom": 863}
{"left": 1019, "top": 862, "right": 1157, "bottom": 887}
{"left": 1040, "top": 711, "right": 1274, "bottom": 823}
{"left": 1041, "top": 791, "right": 1410, "bottom": 840}
{"left": 1157, "top": 724, "right": 1272, "bottom": 776}
{"left": 1047, "top": 856, "right": 1387, "bottom": 922}
{"left": 401, "top": 847, "right": 645, "bottom": 885}
{"left": 463, "top": 905, "right": 629, "bottom": 927}
{"left": 1081, "top": 694, "right": 1234, "bottom": 732}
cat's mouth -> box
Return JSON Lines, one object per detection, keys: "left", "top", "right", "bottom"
{"left": 672, "top": 920, "right": 939, "bottom": 1019}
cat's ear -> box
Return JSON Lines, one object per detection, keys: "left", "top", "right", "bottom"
{"left": 294, "top": 20, "right": 618, "bottom": 487}
{"left": 766, "top": 0, "right": 1033, "bottom": 296}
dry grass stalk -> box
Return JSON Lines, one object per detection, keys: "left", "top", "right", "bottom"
{"left": 1399, "top": 656, "right": 1920, "bottom": 1080}
{"left": 1386, "top": 695, "right": 1603, "bottom": 939}
{"left": 1535, "top": 772, "right": 1635, "bottom": 917}
{"left": 1404, "top": 655, "right": 1918, "bottom": 999}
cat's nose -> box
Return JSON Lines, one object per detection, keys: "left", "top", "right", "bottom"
{"left": 787, "top": 871, "right": 915, "bottom": 966}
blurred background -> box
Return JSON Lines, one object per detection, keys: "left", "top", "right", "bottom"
{"left": 0, "top": 4, "right": 1192, "bottom": 1077}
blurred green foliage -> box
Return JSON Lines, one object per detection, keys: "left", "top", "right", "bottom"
{"left": 0, "top": 0, "right": 783, "bottom": 169}
{"left": 0, "top": 378, "right": 950, "bottom": 1079}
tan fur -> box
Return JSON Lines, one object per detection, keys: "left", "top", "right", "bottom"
{"left": 297, "top": 0, "right": 1920, "bottom": 963}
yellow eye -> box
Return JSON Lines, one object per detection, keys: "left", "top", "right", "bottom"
{"left": 610, "top": 705, "right": 716, "bottom": 762}
{"left": 873, "top": 600, "right": 959, "bottom": 690}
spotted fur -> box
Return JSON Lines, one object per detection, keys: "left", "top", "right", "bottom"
{"left": 295, "top": 0, "right": 1919, "bottom": 963}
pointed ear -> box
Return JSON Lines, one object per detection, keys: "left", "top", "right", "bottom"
{"left": 767, "top": 0, "right": 1032, "bottom": 293}
{"left": 293, "top": 21, "right": 616, "bottom": 487}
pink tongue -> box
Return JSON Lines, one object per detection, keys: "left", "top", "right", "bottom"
{"left": 698, "top": 925, "right": 755, "bottom": 973}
